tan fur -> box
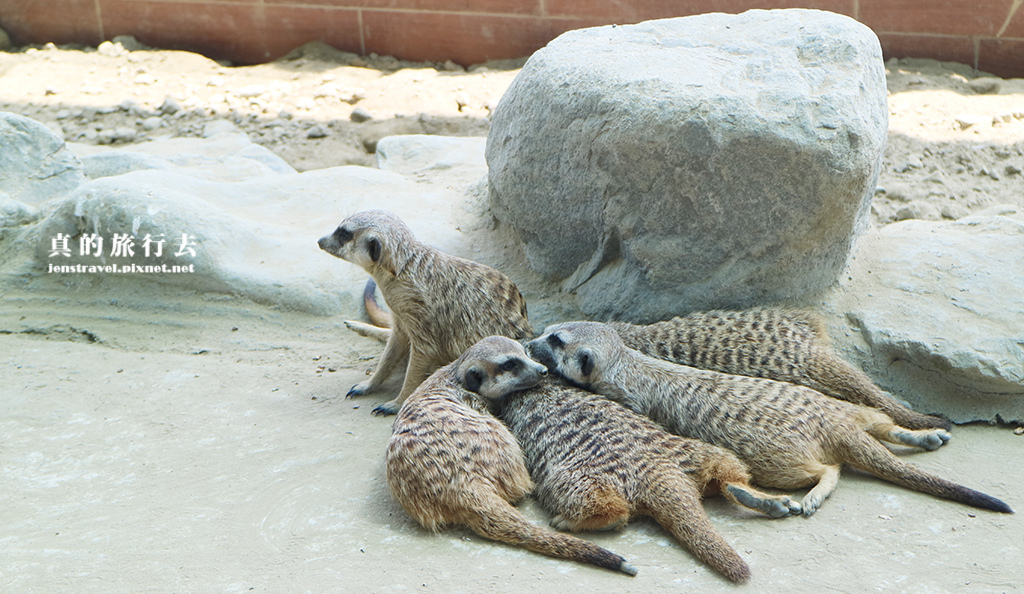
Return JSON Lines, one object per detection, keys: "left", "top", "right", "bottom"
{"left": 498, "top": 379, "right": 803, "bottom": 583}
{"left": 609, "top": 308, "right": 951, "bottom": 431}
{"left": 529, "top": 322, "right": 1012, "bottom": 516}
{"left": 385, "top": 336, "right": 636, "bottom": 575}
{"left": 318, "top": 210, "right": 533, "bottom": 415}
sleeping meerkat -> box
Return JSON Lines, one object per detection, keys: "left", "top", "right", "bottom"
{"left": 609, "top": 309, "right": 951, "bottom": 431}
{"left": 528, "top": 322, "right": 1012, "bottom": 517}
{"left": 318, "top": 210, "right": 533, "bottom": 415}
{"left": 495, "top": 378, "right": 801, "bottom": 583}
{"left": 385, "top": 336, "right": 637, "bottom": 575}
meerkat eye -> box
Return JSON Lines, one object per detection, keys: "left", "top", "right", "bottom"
{"left": 546, "top": 333, "right": 564, "bottom": 348}
{"left": 501, "top": 358, "right": 520, "bottom": 372}
{"left": 333, "top": 227, "right": 353, "bottom": 244}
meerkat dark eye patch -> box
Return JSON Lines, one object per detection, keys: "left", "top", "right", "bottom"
{"left": 578, "top": 350, "right": 594, "bottom": 377}
{"left": 463, "top": 368, "right": 483, "bottom": 393}
{"left": 547, "top": 333, "right": 564, "bottom": 348}
{"left": 368, "top": 237, "right": 382, "bottom": 262}
{"left": 333, "top": 227, "right": 353, "bottom": 244}
{"left": 501, "top": 358, "right": 520, "bottom": 372}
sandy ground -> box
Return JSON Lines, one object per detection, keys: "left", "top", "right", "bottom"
{"left": 2, "top": 40, "right": 1023, "bottom": 592}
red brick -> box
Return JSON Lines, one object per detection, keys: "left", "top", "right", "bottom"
{"left": 268, "top": 0, "right": 541, "bottom": 15}
{"left": 860, "top": 0, "right": 1015, "bottom": 37}
{"left": 98, "top": 0, "right": 361, "bottom": 64}
{"left": 876, "top": 33, "right": 977, "bottom": 68}
{"left": 0, "top": 0, "right": 103, "bottom": 46}
{"left": 978, "top": 38, "right": 1024, "bottom": 78}
{"left": 362, "top": 11, "right": 581, "bottom": 65}
{"left": 543, "top": 0, "right": 854, "bottom": 22}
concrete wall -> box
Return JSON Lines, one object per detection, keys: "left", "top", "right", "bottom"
{"left": 2, "top": 1, "right": 1022, "bottom": 76}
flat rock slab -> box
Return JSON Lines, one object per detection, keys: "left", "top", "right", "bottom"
{"left": 487, "top": 9, "right": 888, "bottom": 322}
{"left": 825, "top": 210, "right": 1024, "bottom": 423}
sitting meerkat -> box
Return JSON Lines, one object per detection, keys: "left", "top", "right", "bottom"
{"left": 494, "top": 378, "right": 801, "bottom": 583}
{"left": 318, "top": 210, "right": 533, "bottom": 415}
{"left": 528, "top": 322, "right": 1012, "bottom": 517}
{"left": 609, "top": 308, "right": 951, "bottom": 431}
{"left": 385, "top": 336, "right": 637, "bottom": 576}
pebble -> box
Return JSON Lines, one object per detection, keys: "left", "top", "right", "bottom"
{"left": 350, "top": 107, "right": 373, "bottom": 123}
{"left": 97, "top": 40, "right": 127, "bottom": 58}
{"left": 306, "top": 125, "right": 328, "bottom": 139}
{"left": 56, "top": 109, "right": 71, "bottom": 120}
{"left": 993, "top": 113, "right": 1014, "bottom": 125}
{"left": 955, "top": 115, "right": 988, "bottom": 130}
{"left": 141, "top": 116, "right": 164, "bottom": 131}
{"left": 134, "top": 73, "right": 157, "bottom": 85}
{"left": 160, "top": 97, "right": 182, "bottom": 115}
{"left": 895, "top": 200, "right": 941, "bottom": 221}
{"left": 1005, "top": 164, "right": 1022, "bottom": 176}
{"left": 1015, "top": 427, "right": 1024, "bottom": 436}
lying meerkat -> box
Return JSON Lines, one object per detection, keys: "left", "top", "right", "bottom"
{"left": 318, "top": 210, "right": 533, "bottom": 415}
{"left": 609, "top": 309, "right": 951, "bottom": 431}
{"left": 385, "top": 336, "right": 636, "bottom": 575}
{"left": 528, "top": 322, "right": 1012, "bottom": 517}
{"left": 493, "top": 378, "right": 801, "bottom": 583}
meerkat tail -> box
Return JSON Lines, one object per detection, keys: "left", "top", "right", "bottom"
{"left": 463, "top": 492, "right": 638, "bottom": 576}
{"left": 646, "top": 485, "right": 751, "bottom": 583}
{"left": 808, "top": 349, "right": 952, "bottom": 432}
{"left": 845, "top": 433, "right": 1013, "bottom": 513}
{"left": 363, "top": 278, "right": 393, "bottom": 329}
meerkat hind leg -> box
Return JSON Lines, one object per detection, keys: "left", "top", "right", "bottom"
{"left": 868, "top": 423, "right": 951, "bottom": 451}
{"left": 799, "top": 464, "right": 841, "bottom": 517}
{"left": 551, "top": 482, "right": 631, "bottom": 533}
{"left": 724, "top": 484, "right": 802, "bottom": 518}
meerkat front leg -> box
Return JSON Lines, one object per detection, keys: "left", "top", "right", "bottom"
{"left": 348, "top": 327, "right": 410, "bottom": 398}
{"left": 371, "top": 348, "right": 436, "bottom": 416}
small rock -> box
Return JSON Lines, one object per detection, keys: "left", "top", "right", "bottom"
{"left": 119, "top": 99, "right": 140, "bottom": 113}
{"left": 294, "top": 97, "right": 316, "bottom": 110}
{"left": 207, "top": 76, "right": 225, "bottom": 87}
{"left": 348, "top": 57, "right": 368, "bottom": 67}
{"left": 895, "top": 200, "right": 941, "bottom": 221}
{"left": 56, "top": 109, "right": 71, "bottom": 120}
{"left": 1004, "top": 164, "right": 1022, "bottom": 176}
{"left": 235, "top": 84, "right": 267, "bottom": 98}
{"left": 111, "top": 34, "right": 147, "bottom": 51}
{"left": 159, "top": 97, "right": 182, "bottom": 115}
{"left": 993, "top": 113, "right": 1014, "bottom": 125}
{"left": 202, "top": 120, "right": 238, "bottom": 137}
{"left": 441, "top": 60, "right": 464, "bottom": 72}
{"left": 981, "top": 167, "right": 1001, "bottom": 181}
{"left": 97, "top": 40, "right": 127, "bottom": 58}
{"left": 968, "top": 77, "right": 1001, "bottom": 94}
{"left": 1015, "top": 427, "right": 1024, "bottom": 436}
{"left": 349, "top": 107, "right": 372, "bottom": 123}
{"left": 96, "top": 129, "right": 117, "bottom": 144}
{"left": 134, "top": 73, "right": 157, "bottom": 85}
{"left": 141, "top": 116, "right": 164, "bottom": 131}
{"left": 114, "top": 127, "right": 137, "bottom": 142}
{"left": 955, "top": 115, "right": 988, "bottom": 130}
{"left": 306, "top": 125, "right": 328, "bottom": 139}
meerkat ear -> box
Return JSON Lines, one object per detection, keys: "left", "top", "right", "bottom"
{"left": 577, "top": 349, "right": 595, "bottom": 377}
{"left": 463, "top": 367, "right": 484, "bottom": 393}
{"left": 368, "top": 237, "right": 382, "bottom": 263}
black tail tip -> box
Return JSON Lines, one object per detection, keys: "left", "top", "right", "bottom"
{"left": 974, "top": 492, "right": 1013, "bottom": 514}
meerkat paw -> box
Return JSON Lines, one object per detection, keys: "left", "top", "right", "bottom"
{"left": 800, "top": 493, "right": 825, "bottom": 517}
{"left": 371, "top": 398, "right": 401, "bottom": 416}
{"left": 893, "top": 428, "right": 951, "bottom": 451}
{"left": 343, "top": 320, "right": 391, "bottom": 343}
{"left": 726, "top": 485, "right": 801, "bottom": 518}
{"left": 346, "top": 381, "right": 374, "bottom": 398}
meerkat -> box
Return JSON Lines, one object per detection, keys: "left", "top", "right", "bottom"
{"left": 609, "top": 309, "right": 951, "bottom": 432}
{"left": 318, "top": 210, "right": 533, "bottom": 415}
{"left": 491, "top": 379, "right": 801, "bottom": 583}
{"left": 528, "top": 322, "right": 1013, "bottom": 517}
{"left": 385, "top": 336, "right": 636, "bottom": 575}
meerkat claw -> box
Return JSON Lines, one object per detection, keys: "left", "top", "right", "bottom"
{"left": 372, "top": 401, "right": 400, "bottom": 416}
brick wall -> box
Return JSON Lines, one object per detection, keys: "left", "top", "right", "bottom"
{"left": 2, "top": 1, "right": 1022, "bottom": 77}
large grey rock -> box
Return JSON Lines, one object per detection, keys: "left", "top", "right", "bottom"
{"left": 823, "top": 209, "right": 1024, "bottom": 424}
{"left": 0, "top": 112, "right": 86, "bottom": 206}
{"left": 487, "top": 10, "right": 888, "bottom": 322}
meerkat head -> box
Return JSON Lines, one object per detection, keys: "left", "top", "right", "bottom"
{"left": 455, "top": 336, "right": 548, "bottom": 404}
{"left": 317, "top": 210, "right": 416, "bottom": 276}
{"left": 526, "top": 322, "right": 622, "bottom": 389}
